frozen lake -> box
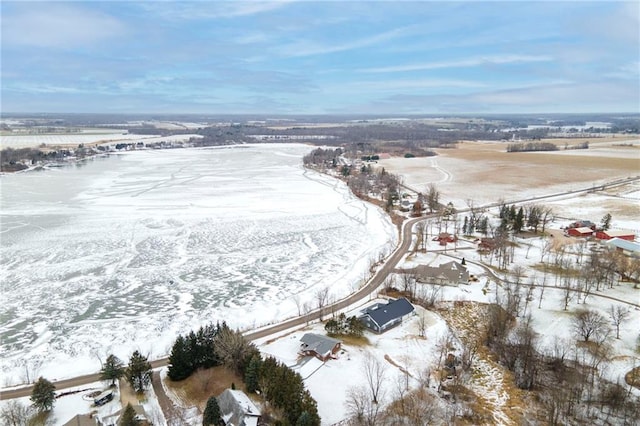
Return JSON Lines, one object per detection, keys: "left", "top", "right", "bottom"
{"left": 0, "top": 144, "right": 396, "bottom": 385}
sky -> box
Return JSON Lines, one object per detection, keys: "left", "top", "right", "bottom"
{"left": 1, "top": 1, "right": 639, "bottom": 115}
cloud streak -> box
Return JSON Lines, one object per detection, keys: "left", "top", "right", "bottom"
{"left": 361, "top": 55, "right": 554, "bottom": 73}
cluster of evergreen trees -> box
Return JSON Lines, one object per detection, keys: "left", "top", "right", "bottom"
{"left": 168, "top": 322, "right": 226, "bottom": 381}
{"left": 167, "top": 323, "right": 321, "bottom": 426}
{"left": 324, "top": 313, "right": 364, "bottom": 337}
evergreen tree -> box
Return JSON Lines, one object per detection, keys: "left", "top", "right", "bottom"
{"left": 168, "top": 335, "right": 193, "bottom": 381}
{"left": 347, "top": 316, "right": 364, "bottom": 337}
{"left": 601, "top": 213, "right": 612, "bottom": 231}
{"left": 509, "top": 204, "right": 517, "bottom": 222}
{"left": 202, "top": 396, "right": 222, "bottom": 426}
{"left": 462, "top": 216, "right": 469, "bottom": 235}
{"left": 514, "top": 207, "right": 524, "bottom": 233}
{"left": 296, "top": 411, "right": 314, "bottom": 426}
{"left": 244, "top": 355, "right": 262, "bottom": 393}
{"left": 119, "top": 403, "right": 140, "bottom": 426}
{"left": 100, "top": 354, "right": 125, "bottom": 386}
{"left": 30, "top": 377, "right": 56, "bottom": 412}
{"left": 126, "top": 351, "right": 152, "bottom": 393}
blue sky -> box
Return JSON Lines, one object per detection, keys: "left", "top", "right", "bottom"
{"left": 1, "top": 1, "right": 638, "bottom": 114}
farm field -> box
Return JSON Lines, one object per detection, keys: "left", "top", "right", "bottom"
{"left": 378, "top": 137, "right": 640, "bottom": 208}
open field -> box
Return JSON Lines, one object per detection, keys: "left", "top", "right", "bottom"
{"left": 379, "top": 136, "right": 640, "bottom": 208}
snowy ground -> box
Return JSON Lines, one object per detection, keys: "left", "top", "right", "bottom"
{"left": 1, "top": 144, "right": 397, "bottom": 387}
{"left": 256, "top": 299, "right": 450, "bottom": 425}
{"left": 0, "top": 378, "right": 165, "bottom": 426}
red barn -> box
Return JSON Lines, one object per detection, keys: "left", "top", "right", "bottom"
{"left": 595, "top": 229, "right": 635, "bottom": 241}
{"left": 567, "top": 227, "right": 594, "bottom": 237}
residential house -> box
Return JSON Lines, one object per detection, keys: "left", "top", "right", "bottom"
{"left": 299, "top": 333, "right": 342, "bottom": 361}
{"left": 406, "top": 261, "right": 469, "bottom": 286}
{"left": 218, "top": 388, "right": 261, "bottom": 426}
{"left": 62, "top": 414, "right": 96, "bottom": 426}
{"left": 568, "top": 220, "right": 596, "bottom": 230}
{"left": 359, "top": 298, "right": 415, "bottom": 333}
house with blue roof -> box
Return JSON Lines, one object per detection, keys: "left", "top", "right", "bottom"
{"left": 359, "top": 297, "right": 415, "bottom": 333}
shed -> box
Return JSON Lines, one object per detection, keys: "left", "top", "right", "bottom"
{"left": 595, "top": 229, "right": 635, "bottom": 241}
{"left": 567, "top": 227, "right": 593, "bottom": 237}
{"left": 603, "top": 238, "right": 640, "bottom": 255}
{"left": 359, "top": 298, "right": 414, "bottom": 333}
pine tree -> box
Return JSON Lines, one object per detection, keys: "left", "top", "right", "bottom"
{"left": 100, "top": 354, "right": 125, "bottom": 386}
{"left": 168, "top": 335, "right": 193, "bottom": 381}
{"left": 202, "top": 396, "right": 222, "bottom": 426}
{"left": 296, "top": 411, "right": 314, "bottom": 426}
{"left": 30, "top": 377, "right": 56, "bottom": 412}
{"left": 601, "top": 213, "right": 612, "bottom": 231}
{"left": 244, "top": 355, "right": 262, "bottom": 393}
{"left": 126, "top": 351, "right": 152, "bottom": 393}
{"left": 514, "top": 207, "right": 524, "bottom": 233}
{"left": 119, "top": 403, "right": 140, "bottom": 426}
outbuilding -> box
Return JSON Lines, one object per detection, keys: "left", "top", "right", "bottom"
{"left": 595, "top": 229, "right": 636, "bottom": 241}
{"left": 567, "top": 227, "right": 594, "bottom": 237}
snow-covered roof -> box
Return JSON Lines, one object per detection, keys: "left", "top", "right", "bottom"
{"left": 601, "top": 229, "right": 635, "bottom": 237}
{"left": 218, "top": 388, "right": 260, "bottom": 426}
{"left": 604, "top": 238, "right": 640, "bottom": 253}
{"left": 300, "top": 333, "right": 341, "bottom": 358}
{"left": 571, "top": 226, "right": 594, "bottom": 233}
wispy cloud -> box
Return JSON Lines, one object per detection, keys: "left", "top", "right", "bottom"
{"left": 278, "top": 25, "right": 420, "bottom": 57}
{"left": 138, "top": 1, "right": 292, "bottom": 21}
{"left": 361, "top": 55, "right": 553, "bottom": 73}
{"left": 1, "top": 4, "right": 127, "bottom": 49}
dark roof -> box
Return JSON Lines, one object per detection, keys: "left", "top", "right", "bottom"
{"left": 300, "top": 333, "right": 341, "bottom": 357}
{"left": 363, "top": 298, "right": 414, "bottom": 328}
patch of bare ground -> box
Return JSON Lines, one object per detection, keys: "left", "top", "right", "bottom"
{"left": 437, "top": 139, "right": 639, "bottom": 188}
{"left": 164, "top": 366, "right": 245, "bottom": 412}
{"left": 625, "top": 366, "right": 640, "bottom": 389}
{"left": 436, "top": 301, "right": 532, "bottom": 425}
{"left": 327, "top": 333, "right": 370, "bottom": 347}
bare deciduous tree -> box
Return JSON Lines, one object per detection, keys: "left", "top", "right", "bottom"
{"left": 345, "top": 385, "right": 382, "bottom": 426}
{"left": 608, "top": 305, "right": 630, "bottom": 339}
{"left": 0, "top": 401, "right": 33, "bottom": 426}
{"left": 362, "top": 351, "right": 386, "bottom": 404}
{"left": 572, "top": 309, "right": 610, "bottom": 343}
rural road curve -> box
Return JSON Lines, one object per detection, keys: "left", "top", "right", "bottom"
{"left": 2, "top": 174, "right": 638, "bottom": 400}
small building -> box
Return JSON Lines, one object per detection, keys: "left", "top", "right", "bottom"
{"left": 595, "top": 229, "right": 636, "bottom": 241}
{"left": 432, "top": 232, "right": 457, "bottom": 246}
{"left": 94, "top": 390, "right": 113, "bottom": 406}
{"left": 567, "top": 227, "right": 594, "bottom": 237}
{"left": 478, "top": 237, "right": 496, "bottom": 251}
{"left": 299, "top": 333, "right": 342, "bottom": 361}
{"left": 359, "top": 298, "right": 415, "bottom": 333}
{"left": 568, "top": 220, "right": 596, "bottom": 230}
{"left": 218, "top": 388, "right": 261, "bottom": 426}
{"left": 603, "top": 237, "right": 640, "bottom": 256}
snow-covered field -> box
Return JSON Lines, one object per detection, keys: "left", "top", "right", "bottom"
{"left": 0, "top": 144, "right": 397, "bottom": 387}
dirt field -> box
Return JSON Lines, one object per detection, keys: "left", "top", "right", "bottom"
{"left": 378, "top": 136, "right": 640, "bottom": 208}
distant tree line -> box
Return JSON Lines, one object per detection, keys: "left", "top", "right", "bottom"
{"left": 506, "top": 142, "right": 558, "bottom": 152}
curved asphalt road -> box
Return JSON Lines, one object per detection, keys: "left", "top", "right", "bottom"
{"left": 2, "top": 175, "right": 638, "bottom": 400}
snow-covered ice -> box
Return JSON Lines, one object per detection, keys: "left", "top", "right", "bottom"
{"left": 0, "top": 144, "right": 397, "bottom": 387}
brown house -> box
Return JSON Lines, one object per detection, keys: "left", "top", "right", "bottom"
{"left": 299, "top": 333, "right": 342, "bottom": 361}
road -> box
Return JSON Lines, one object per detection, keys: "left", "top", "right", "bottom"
{"left": 2, "top": 174, "right": 638, "bottom": 400}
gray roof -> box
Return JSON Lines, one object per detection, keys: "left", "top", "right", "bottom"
{"left": 362, "top": 298, "right": 414, "bottom": 328}
{"left": 218, "top": 389, "right": 260, "bottom": 426}
{"left": 300, "top": 333, "right": 341, "bottom": 357}
{"left": 605, "top": 237, "right": 640, "bottom": 253}
{"left": 408, "top": 261, "right": 469, "bottom": 285}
